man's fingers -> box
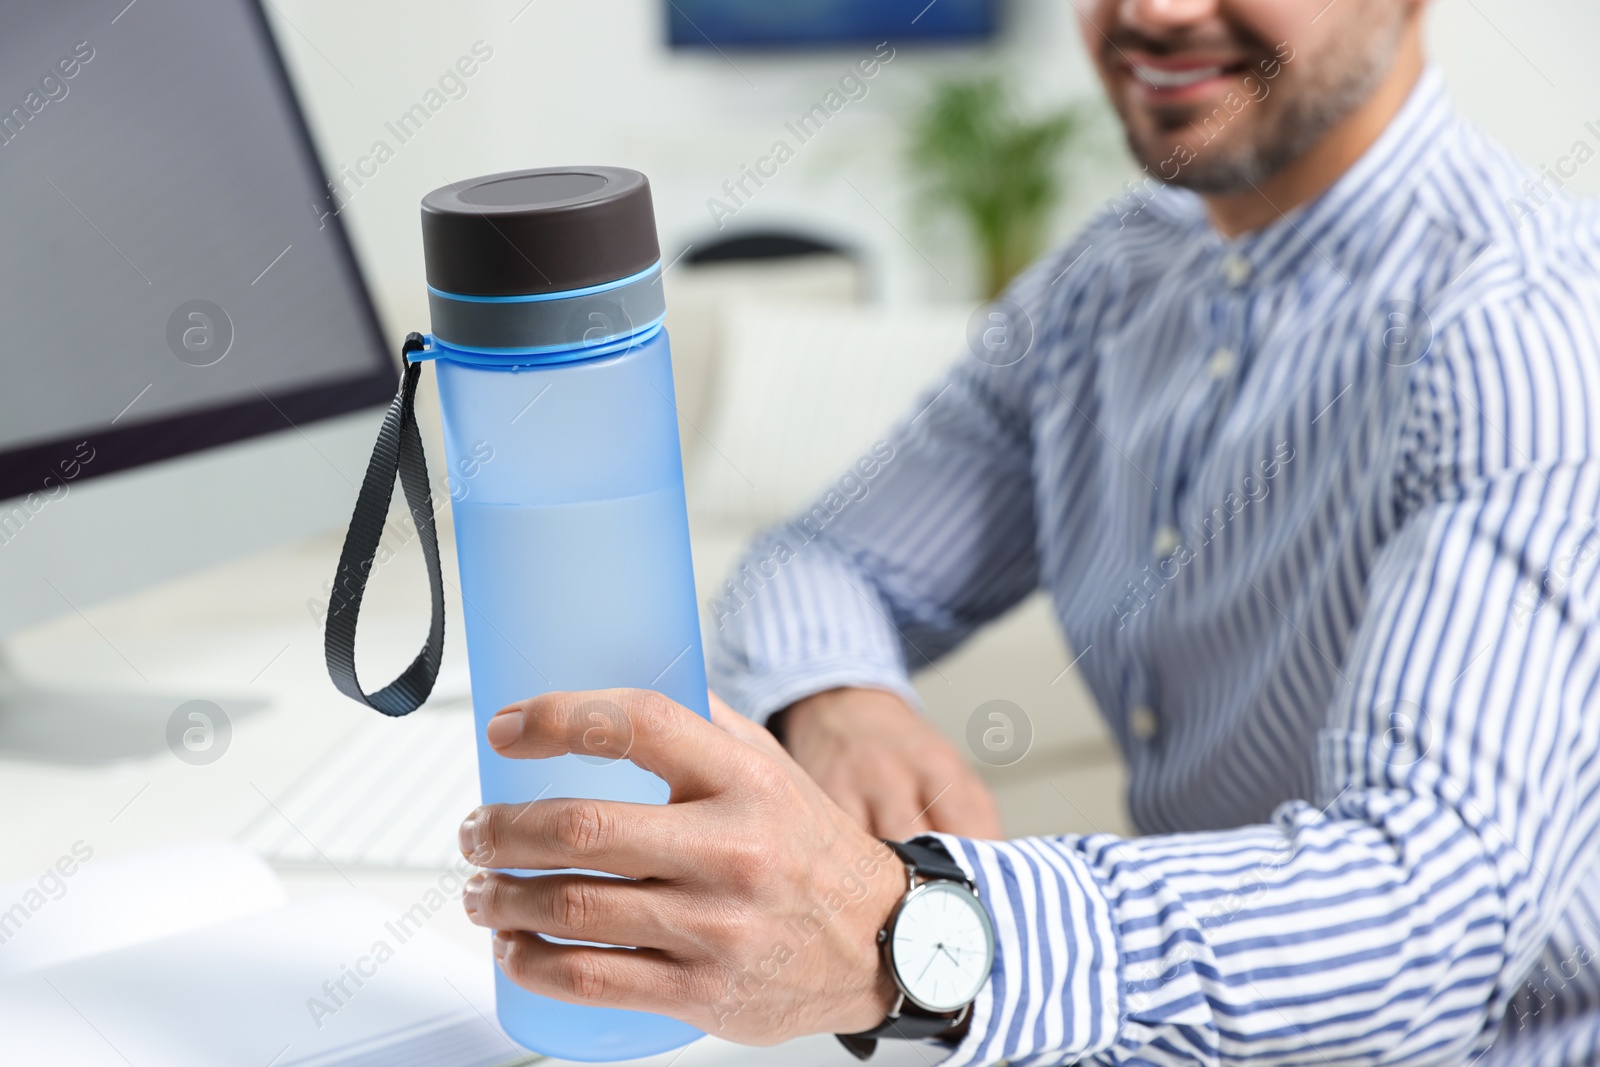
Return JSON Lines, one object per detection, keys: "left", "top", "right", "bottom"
{"left": 925, "top": 781, "right": 1003, "bottom": 838}
{"left": 493, "top": 931, "right": 700, "bottom": 1019}
{"left": 860, "top": 765, "right": 1003, "bottom": 840}
{"left": 921, "top": 768, "right": 1005, "bottom": 839}
{"left": 863, "top": 776, "right": 935, "bottom": 840}
{"left": 874, "top": 807, "right": 936, "bottom": 839}
{"left": 461, "top": 797, "right": 693, "bottom": 878}
{"left": 466, "top": 872, "right": 695, "bottom": 951}
{"left": 486, "top": 689, "right": 742, "bottom": 799}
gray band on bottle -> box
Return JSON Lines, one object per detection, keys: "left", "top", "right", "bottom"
{"left": 427, "top": 264, "right": 666, "bottom": 353}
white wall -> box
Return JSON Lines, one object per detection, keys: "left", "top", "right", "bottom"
{"left": 1428, "top": 0, "right": 1600, "bottom": 201}
{"left": 265, "top": 0, "right": 1111, "bottom": 322}
{"left": 265, "top": 0, "right": 1600, "bottom": 332}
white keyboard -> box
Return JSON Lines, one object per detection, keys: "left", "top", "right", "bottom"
{"left": 239, "top": 706, "right": 481, "bottom": 870}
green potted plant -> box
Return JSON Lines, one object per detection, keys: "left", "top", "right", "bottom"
{"left": 909, "top": 76, "right": 1090, "bottom": 299}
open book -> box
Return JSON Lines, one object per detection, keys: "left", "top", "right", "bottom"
{"left": 0, "top": 842, "right": 535, "bottom": 1067}
{"left": 0, "top": 841, "right": 943, "bottom": 1067}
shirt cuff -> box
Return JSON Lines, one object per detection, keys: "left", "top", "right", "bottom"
{"left": 913, "top": 833, "right": 1125, "bottom": 1067}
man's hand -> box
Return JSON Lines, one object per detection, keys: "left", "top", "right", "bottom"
{"left": 777, "top": 688, "right": 1004, "bottom": 840}
{"left": 457, "top": 690, "right": 909, "bottom": 1044}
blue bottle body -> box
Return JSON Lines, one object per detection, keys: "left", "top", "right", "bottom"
{"left": 434, "top": 328, "right": 707, "bottom": 1061}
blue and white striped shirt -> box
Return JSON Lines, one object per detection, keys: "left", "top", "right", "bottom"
{"left": 709, "top": 68, "right": 1600, "bottom": 1065}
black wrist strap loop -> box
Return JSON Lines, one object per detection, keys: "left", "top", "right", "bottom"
{"left": 324, "top": 332, "right": 444, "bottom": 717}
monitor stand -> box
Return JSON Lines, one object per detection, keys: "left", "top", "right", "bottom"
{"left": 0, "top": 650, "right": 266, "bottom": 766}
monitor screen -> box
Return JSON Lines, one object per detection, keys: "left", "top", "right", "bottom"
{"left": 666, "top": 0, "right": 997, "bottom": 48}
{"left": 0, "top": 0, "right": 394, "bottom": 502}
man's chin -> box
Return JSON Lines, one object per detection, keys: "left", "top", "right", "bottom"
{"left": 1123, "top": 121, "right": 1272, "bottom": 194}
{"left": 1126, "top": 136, "right": 1204, "bottom": 184}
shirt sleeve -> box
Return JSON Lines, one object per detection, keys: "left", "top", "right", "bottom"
{"left": 705, "top": 248, "right": 1085, "bottom": 725}
{"left": 916, "top": 291, "right": 1600, "bottom": 1066}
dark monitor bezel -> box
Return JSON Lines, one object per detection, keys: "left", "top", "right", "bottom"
{"left": 0, "top": 0, "right": 397, "bottom": 503}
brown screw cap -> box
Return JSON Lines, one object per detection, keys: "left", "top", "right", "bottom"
{"left": 421, "top": 167, "right": 661, "bottom": 298}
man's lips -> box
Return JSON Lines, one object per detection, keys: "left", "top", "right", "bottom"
{"left": 1121, "top": 53, "right": 1252, "bottom": 104}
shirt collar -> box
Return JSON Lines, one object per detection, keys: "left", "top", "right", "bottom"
{"left": 1153, "top": 65, "right": 1456, "bottom": 290}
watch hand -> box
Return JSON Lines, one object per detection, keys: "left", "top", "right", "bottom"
{"left": 914, "top": 944, "right": 943, "bottom": 985}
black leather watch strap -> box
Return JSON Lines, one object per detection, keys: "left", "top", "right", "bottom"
{"left": 888, "top": 837, "right": 971, "bottom": 886}
{"left": 836, "top": 837, "right": 977, "bottom": 1061}
{"left": 837, "top": 1005, "right": 969, "bottom": 1061}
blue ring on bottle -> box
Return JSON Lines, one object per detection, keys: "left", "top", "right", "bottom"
{"left": 427, "top": 261, "right": 666, "bottom": 355}
{"left": 408, "top": 315, "right": 667, "bottom": 368}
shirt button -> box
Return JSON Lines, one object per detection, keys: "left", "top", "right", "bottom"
{"left": 1152, "top": 525, "right": 1181, "bottom": 557}
{"left": 1129, "top": 705, "right": 1159, "bottom": 741}
{"left": 1207, "top": 347, "right": 1237, "bottom": 378}
{"left": 1222, "top": 253, "right": 1251, "bottom": 287}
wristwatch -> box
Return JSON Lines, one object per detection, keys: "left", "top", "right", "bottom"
{"left": 836, "top": 838, "right": 996, "bottom": 1061}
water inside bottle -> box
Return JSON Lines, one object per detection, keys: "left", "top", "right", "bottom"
{"left": 450, "top": 487, "right": 708, "bottom": 1059}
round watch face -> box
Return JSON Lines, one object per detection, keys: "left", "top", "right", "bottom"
{"left": 889, "top": 880, "right": 995, "bottom": 1013}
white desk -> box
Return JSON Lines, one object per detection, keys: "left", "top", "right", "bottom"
{"left": 0, "top": 525, "right": 482, "bottom": 942}
{"left": 0, "top": 510, "right": 1128, "bottom": 879}
{"left": 0, "top": 515, "right": 1124, "bottom": 1065}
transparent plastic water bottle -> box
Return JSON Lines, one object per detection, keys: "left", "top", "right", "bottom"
{"left": 424, "top": 168, "right": 706, "bottom": 1060}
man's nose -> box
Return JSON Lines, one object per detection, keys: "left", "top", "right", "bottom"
{"left": 1118, "top": 0, "right": 1221, "bottom": 34}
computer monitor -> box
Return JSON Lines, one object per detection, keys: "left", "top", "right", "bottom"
{"left": 0, "top": 0, "right": 396, "bottom": 757}
{"left": 666, "top": 0, "right": 998, "bottom": 48}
